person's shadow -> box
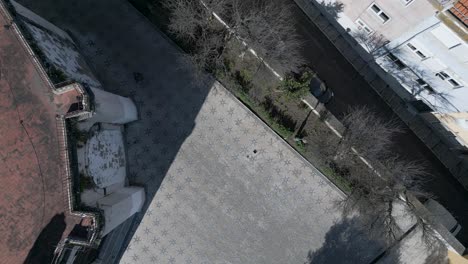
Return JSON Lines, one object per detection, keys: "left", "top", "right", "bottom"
{"left": 24, "top": 213, "right": 66, "bottom": 264}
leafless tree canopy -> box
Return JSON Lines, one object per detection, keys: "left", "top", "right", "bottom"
{"left": 329, "top": 107, "right": 436, "bottom": 245}
{"left": 336, "top": 106, "right": 402, "bottom": 164}
{"left": 232, "top": 0, "right": 305, "bottom": 73}
{"left": 163, "top": 0, "right": 230, "bottom": 79}
{"left": 163, "top": 0, "right": 304, "bottom": 77}
{"left": 352, "top": 31, "right": 388, "bottom": 56}
{"left": 341, "top": 155, "right": 430, "bottom": 241}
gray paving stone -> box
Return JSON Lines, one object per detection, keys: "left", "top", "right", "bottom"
{"left": 14, "top": 0, "right": 392, "bottom": 262}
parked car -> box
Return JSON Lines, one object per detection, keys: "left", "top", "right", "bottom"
{"left": 309, "top": 73, "right": 333, "bottom": 104}
{"left": 424, "top": 198, "right": 462, "bottom": 236}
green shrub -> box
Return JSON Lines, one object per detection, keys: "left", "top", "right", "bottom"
{"left": 295, "top": 140, "right": 306, "bottom": 153}
{"left": 232, "top": 89, "right": 294, "bottom": 139}
{"left": 279, "top": 69, "right": 313, "bottom": 99}
{"left": 261, "top": 96, "right": 297, "bottom": 133}
{"left": 235, "top": 69, "right": 253, "bottom": 91}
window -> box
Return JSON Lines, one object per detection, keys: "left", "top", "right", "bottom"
{"left": 401, "top": 0, "right": 414, "bottom": 5}
{"left": 436, "top": 71, "right": 462, "bottom": 87}
{"left": 415, "top": 51, "right": 426, "bottom": 58}
{"left": 386, "top": 53, "right": 406, "bottom": 69}
{"left": 416, "top": 78, "right": 435, "bottom": 93}
{"left": 407, "top": 43, "right": 427, "bottom": 59}
{"left": 379, "top": 13, "right": 390, "bottom": 22}
{"left": 371, "top": 4, "right": 381, "bottom": 13}
{"left": 370, "top": 3, "right": 390, "bottom": 23}
{"left": 355, "top": 19, "right": 373, "bottom": 35}
{"left": 435, "top": 71, "right": 450, "bottom": 80}
{"left": 448, "top": 79, "right": 460, "bottom": 87}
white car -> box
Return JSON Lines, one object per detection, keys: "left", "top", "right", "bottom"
{"left": 424, "top": 198, "right": 462, "bottom": 236}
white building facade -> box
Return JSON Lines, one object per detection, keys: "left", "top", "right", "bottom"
{"left": 336, "top": 0, "right": 468, "bottom": 146}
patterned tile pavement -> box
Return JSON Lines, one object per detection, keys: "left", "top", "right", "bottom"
{"left": 11, "top": 0, "right": 390, "bottom": 263}
{"left": 118, "top": 83, "right": 347, "bottom": 264}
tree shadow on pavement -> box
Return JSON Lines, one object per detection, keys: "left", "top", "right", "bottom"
{"left": 305, "top": 217, "right": 394, "bottom": 264}
{"left": 24, "top": 213, "right": 66, "bottom": 264}
{"left": 305, "top": 216, "right": 449, "bottom": 264}
{"left": 318, "top": 1, "right": 344, "bottom": 20}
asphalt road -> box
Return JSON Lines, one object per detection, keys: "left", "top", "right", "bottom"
{"left": 288, "top": 1, "right": 468, "bottom": 246}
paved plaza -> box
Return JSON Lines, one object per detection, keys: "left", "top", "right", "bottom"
{"left": 12, "top": 0, "right": 433, "bottom": 263}
{"left": 120, "top": 83, "right": 350, "bottom": 263}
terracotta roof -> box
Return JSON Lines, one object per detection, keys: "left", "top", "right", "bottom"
{"left": 0, "top": 3, "right": 83, "bottom": 263}
{"left": 450, "top": 0, "right": 468, "bottom": 26}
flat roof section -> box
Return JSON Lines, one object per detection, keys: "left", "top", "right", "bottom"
{"left": 451, "top": 0, "right": 468, "bottom": 27}
{"left": 0, "top": 5, "right": 81, "bottom": 263}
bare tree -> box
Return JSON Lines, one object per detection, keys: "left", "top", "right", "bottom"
{"left": 310, "top": 109, "right": 443, "bottom": 258}
{"left": 309, "top": 115, "right": 341, "bottom": 162}
{"left": 334, "top": 106, "right": 402, "bottom": 166}
{"left": 232, "top": 0, "right": 305, "bottom": 74}
{"left": 332, "top": 106, "right": 439, "bottom": 246}
{"left": 352, "top": 31, "right": 389, "bottom": 57}
{"left": 163, "top": 0, "right": 231, "bottom": 81}
{"left": 341, "top": 155, "right": 431, "bottom": 242}
{"left": 310, "top": 106, "right": 402, "bottom": 169}
{"left": 163, "top": 0, "right": 304, "bottom": 79}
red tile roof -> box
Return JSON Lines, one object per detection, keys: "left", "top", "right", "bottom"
{"left": 450, "top": 0, "right": 468, "bottom": 26}
{"left": 0, "top": 4, "right": 83, "bottom": 263}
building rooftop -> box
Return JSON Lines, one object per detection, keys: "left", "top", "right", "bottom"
{"left": 0, "top": 3, "right": 84, "bottom": 263}
{"left": 451, "top": 0, "right": 468, "bottom": 27}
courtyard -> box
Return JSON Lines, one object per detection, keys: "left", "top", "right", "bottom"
{"left": 119, "top": 82, "right": 352, "bottom": 263}
{"left": 12, "top": 0, "right": 438, "bottom": 263}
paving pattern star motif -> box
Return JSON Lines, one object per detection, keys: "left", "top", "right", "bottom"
{"left": 116, "top": 84, "right": 345, "bottom": 264}
{"left": 13, "top": 0, "right": 349, "bottom": 263}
